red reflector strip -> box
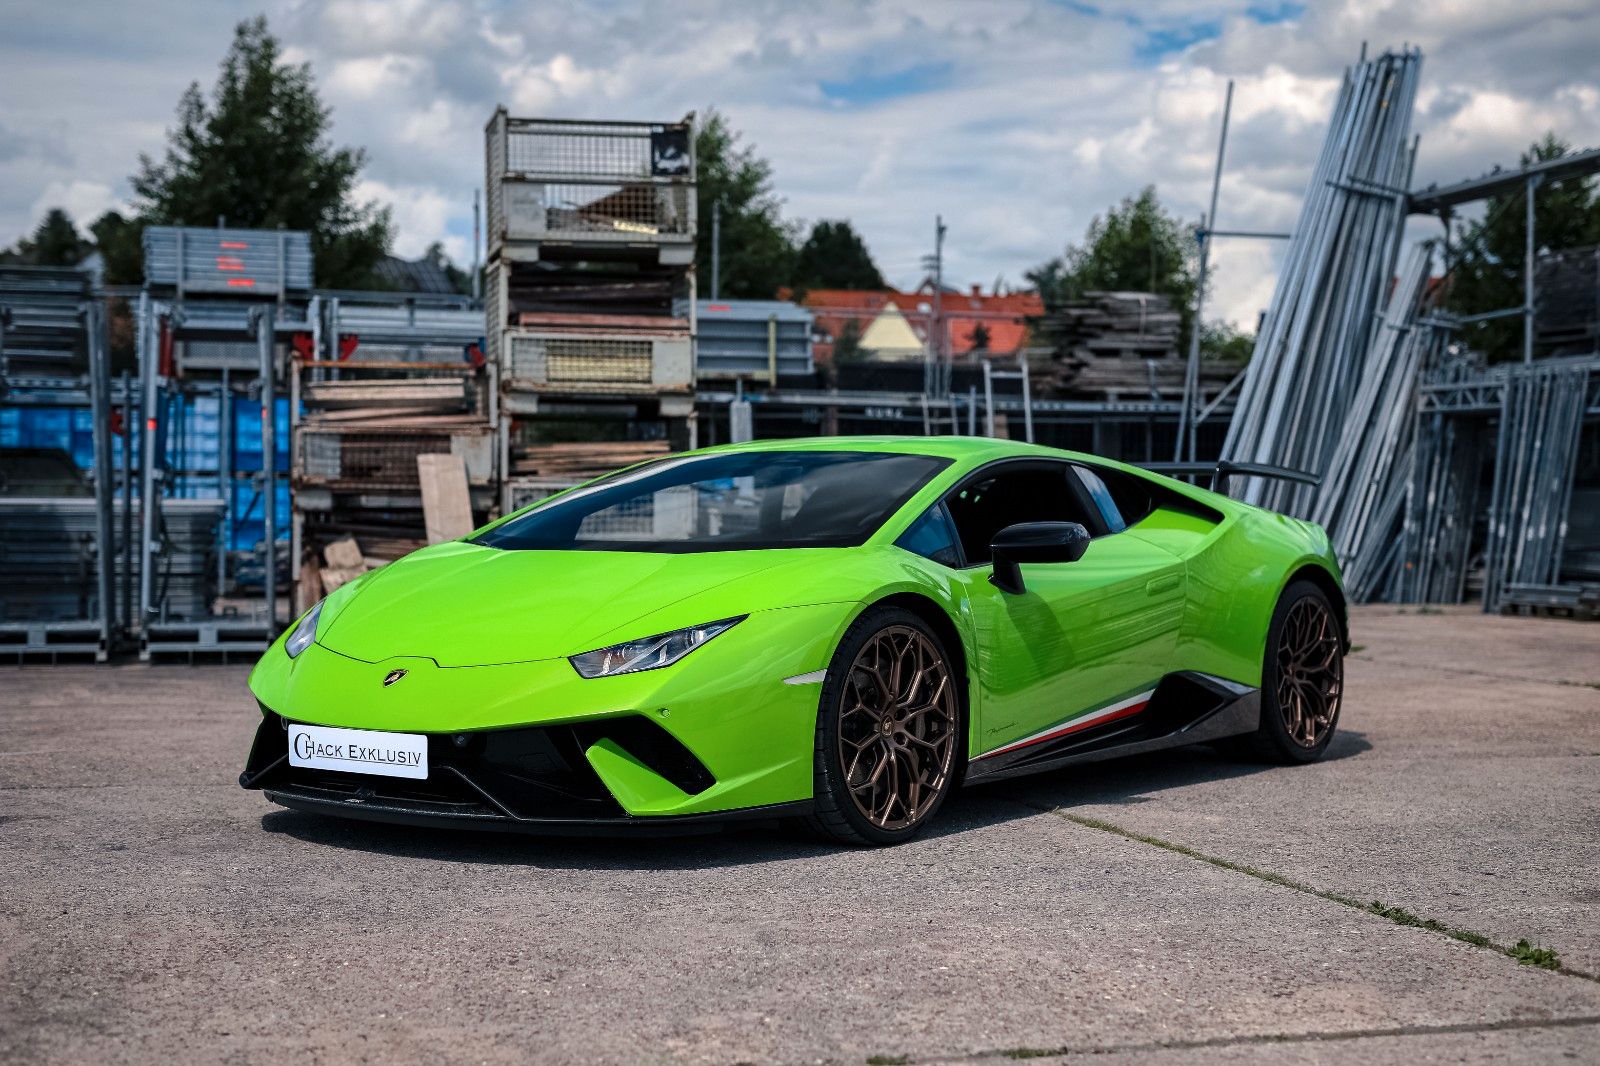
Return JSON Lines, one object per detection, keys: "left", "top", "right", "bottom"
{"left": 227, "top": 278, "right": 256, "bottom": 287}
{"left": 216, "top": 257, "right": 245, "bottom": 271}
{"left": 146, "top": 417, "right": 158, "bottom": 431}
{"left": 219, "top": 241, "right": 248, "bottom": 249}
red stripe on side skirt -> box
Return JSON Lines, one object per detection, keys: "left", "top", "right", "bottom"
{"left": 978, "top": 698, "right": 1150, "bottom": 760}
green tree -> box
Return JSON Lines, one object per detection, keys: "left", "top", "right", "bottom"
{"left": 422, "top": 241, "right": 474, "bottom": 296}
{"left": 88, "top": 211, "right": 144, "bottom": 285}
{"left": 1201, "top": 321, "right": 1254, "bottom": 364}
{"left": 793, "top": 220, "right": 885, "bottom": 292}
{"left": 967, "top": 321, "right": 992, "bottom": 354}
{"left": 1445, "top": 134, "right": 1600, "bottom": 362}
{"left": 695, "top": 110, "right": 796, "bottom": 299}
{"left": 3, "top": 208, "right": 91, "bottom": 266}
{"left": 832, "top": 318, "right": 865, "bottom": 364}
{"left": 130, "top": 17, "right": 391, "bottom": 288}
{"left": 1027, "top": 185, "right": 1199, "bottom": 352}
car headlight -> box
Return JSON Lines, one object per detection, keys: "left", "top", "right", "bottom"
{"left": 569, "top": 616, "right": 744, "bottom": 679}
{"left": 284, "top": 601, "right": 323, "bottom": 659}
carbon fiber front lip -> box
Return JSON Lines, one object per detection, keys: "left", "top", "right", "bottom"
{"left": 262, "top": 784, "right": 813, "bottom": 837}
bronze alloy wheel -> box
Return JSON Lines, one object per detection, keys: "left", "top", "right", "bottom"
{"left": 1275, "top": 595, "right": 1344, "bottom": 747}
{"left": 836, "top": 625, "right": 958, "bottom": 831}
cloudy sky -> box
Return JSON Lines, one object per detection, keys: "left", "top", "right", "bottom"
{"left": 2, "top": 0, "right": 1597, "bottom": 325}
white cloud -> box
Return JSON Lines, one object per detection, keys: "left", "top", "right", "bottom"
{"left": 1, "top": 0, "right": 1596, "bottom": 327}
{"left": 28, "top": 180, "right": 123, "bottom": 227}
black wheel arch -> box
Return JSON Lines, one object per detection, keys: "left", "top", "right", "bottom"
{"left": 859, "top": 592, "right": 972, "bottom": 778}
{"left": 1284, "top": 564, "right": 1349, "bottom": 651}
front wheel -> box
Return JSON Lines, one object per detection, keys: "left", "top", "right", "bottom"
{"left": 805, "top": 607, "right": 963, "bottom": 845}
{"left": 1242, "top": 579, "right": 1345, "bottom": 764}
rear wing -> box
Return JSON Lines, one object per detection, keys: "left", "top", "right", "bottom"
{"left": 1139, "top": 460, "right": 1321, "bottom": 495}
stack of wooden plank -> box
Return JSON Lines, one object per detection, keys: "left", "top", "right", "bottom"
{"left": 512, "top": 311, "right": 689, "bottom": 336}
{"left": 507, "top": 267, "right": 680, "bottom": 317}
{"left": 1030, "top": 291, "right": 1189, "bottom": 397}
{"left": 508, "top": 440, "right": 670, "bottom": 478}
{"left": 301, "top": 377, "right": 470, "bottom": 412}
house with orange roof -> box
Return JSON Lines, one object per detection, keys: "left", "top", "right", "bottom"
{"left": 797, "top": 282, "right": 1043, "bottom": 364}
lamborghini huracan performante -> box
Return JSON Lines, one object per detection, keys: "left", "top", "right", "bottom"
{"left": 241, "top": 438, "right": 1347, "bottom": 845}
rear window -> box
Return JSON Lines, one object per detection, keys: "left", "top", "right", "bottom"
{"left": 474, "top": 450, "right": 951, "bottom": 553}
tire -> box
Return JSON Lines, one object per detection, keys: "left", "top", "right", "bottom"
{"left": 1237, "top": 579, "right": 1345, "bottom": 764}
{"left": 804, "top": 606, "right": 964, "bottom": 846}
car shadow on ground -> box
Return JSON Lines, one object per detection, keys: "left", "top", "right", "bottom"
{"left": 259, "top": 730, "right": 1370, "bottom": 871}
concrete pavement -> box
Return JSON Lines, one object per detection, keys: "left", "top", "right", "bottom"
{"left": 1, "top": 606, "right": 1596, "bottom": 1063}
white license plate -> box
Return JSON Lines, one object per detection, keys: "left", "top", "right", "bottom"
{"left": 287, "top": 723, "right": 428, "bottom": 780}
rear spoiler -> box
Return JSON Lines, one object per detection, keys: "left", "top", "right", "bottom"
{"left": 1139, "top": 460, "right": 1321, "bottom": 494}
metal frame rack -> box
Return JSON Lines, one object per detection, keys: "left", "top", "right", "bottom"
{"left": 0, "top": 282, "right": 127, "bottom": 661}
{"left": 134, "top": 294, "right": 308, "bottom": 660}
{"left": 1402, "top": 355, "right": 1600, "bottom": 611}
{"left": 693, "top": 299, "right": 813, "bottom": 383}
{"left": 486, "top": 108, "right": 699, "bottom": 514}
{"left": 134, "top": 225, "right": 317, "bottom": 658}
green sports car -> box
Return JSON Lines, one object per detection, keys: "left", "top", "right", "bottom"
{"left": 241, "top": 437, "right": 1347, "bottom": 845}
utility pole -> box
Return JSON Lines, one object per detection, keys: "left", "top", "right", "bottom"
{"left": 1177, "top": 80, "right": 1232, "bottom": 462}
{"left": 1524, "top": 174, "right": 1540, "bottom": 364}
{"left": 471, "top": 189, "right": 481, "bottom": 301}
{"left": 711, "top": 199, "right": 722, "bottom": 301}
{"left": 922, "top": 215, "right": 947, "bottom": 400}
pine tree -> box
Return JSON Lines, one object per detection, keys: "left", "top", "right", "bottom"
{"left": 129, "top": 17, "right": 391, "bottom": 288}
{"left": 793, "top": 220, "right": 885, "bottom": 292}
{"left": 695, "top": 110, "right": 797, "bottom": 299}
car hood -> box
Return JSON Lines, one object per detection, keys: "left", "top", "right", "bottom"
{"left": 316, "top": 541, "right": 809, "bottom": 667}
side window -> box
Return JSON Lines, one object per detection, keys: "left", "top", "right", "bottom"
{"left": 894, "top": 504, "right": 962, "bottom": 567}
{"left": 1080, "top": 463, "right": 1157, "bottom": 528}
{"left": 1072, "top": 465, "right": 1127, "bottom": 534}
{"left": 945, "top": 465, "right": 1094, "bottom": 565}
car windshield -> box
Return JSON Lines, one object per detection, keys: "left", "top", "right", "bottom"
{"left": 474, "top": 450, "right": 951, "bottom": 553}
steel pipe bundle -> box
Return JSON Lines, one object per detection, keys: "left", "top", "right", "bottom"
{"left": 1310, "top": 242, "right": 1442, "bottom": 599}
{"left": 1223, "top": 47, "right": 1423, "bottom": 515}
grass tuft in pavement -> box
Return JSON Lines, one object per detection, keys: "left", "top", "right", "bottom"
{"left": 1512, "top": 940, "right": 1562, "bottom": 970}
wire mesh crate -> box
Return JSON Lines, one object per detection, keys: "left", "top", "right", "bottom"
{"left": 503, "top": 330, "right": 691, "bottom": 393}
{"left": 294, "top": 424, "right": 495, "bottom": 493}
{"left": 486, "top": 109, "right": 695, "bottom": 261}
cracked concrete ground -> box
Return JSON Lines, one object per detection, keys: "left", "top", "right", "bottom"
{"left": 1, "top": 606, "right": 1596, "bottom": 1064}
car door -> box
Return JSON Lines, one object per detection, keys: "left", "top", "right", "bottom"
{"left": 942, "top": 460, "right": 1186, "bottom": 759}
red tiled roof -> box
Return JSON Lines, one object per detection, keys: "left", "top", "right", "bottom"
{"left": 799, "top": 285, "right": 1043, "bottom": 360}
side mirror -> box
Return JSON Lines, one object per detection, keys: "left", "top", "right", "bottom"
{"left": 989, "top": 521, "right": 1091, "bottom": 595}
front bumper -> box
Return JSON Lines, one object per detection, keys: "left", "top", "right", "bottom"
{"left": 241, "top": 710, "right": 811, "bottom": 834}
{"left": 242, "top": 601, "right": 856, "bottom": 827}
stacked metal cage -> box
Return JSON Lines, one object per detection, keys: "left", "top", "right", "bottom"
{"left": 486, "top": 108, "right": 698, "bottom": 511}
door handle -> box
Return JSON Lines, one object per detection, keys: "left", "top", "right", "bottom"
{"left": 1145, "top": 574, "right": 1181, "bottom": 596}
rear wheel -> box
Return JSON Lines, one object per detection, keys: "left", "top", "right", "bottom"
{"left": 805, "top": 607, "right": 962, "bottom": 845}
{"left": 1241, "top": 580, "right": 1344, "bottom": 763}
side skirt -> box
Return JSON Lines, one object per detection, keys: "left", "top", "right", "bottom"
{"left": 964, "top": 671, "right": 1260, "bottom": 785}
